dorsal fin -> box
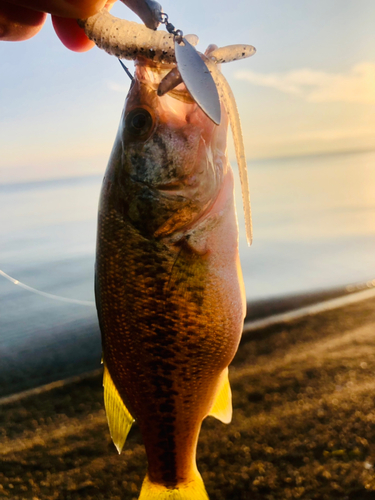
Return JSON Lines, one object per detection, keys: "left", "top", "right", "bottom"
{"left": 103, "top": 363, "right": 135, "bottom": 453}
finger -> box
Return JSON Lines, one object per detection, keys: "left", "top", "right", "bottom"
{"left": 0, "top": 0, "right": 46, "bottom": 41}
{"left": 51, "top": 14, "right": 95, "bottom": 52}
{"left": 51, "top": 2, "right": 116, "bottom": 53}
{"left": 1, "top": 0, "right": 109, "bottom": 19}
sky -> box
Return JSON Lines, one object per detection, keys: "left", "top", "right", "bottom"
{"left": 0, "top": 0, "right": 375, "bottom": 183}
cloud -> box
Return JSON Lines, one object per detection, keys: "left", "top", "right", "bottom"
{"left": 235, "top": 63, "right": 375, "bottom": 104}
{"left": 107, "top": 81, "right": 130, "bottom": 93}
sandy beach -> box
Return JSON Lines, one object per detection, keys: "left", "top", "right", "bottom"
{"left": 1, "top": 290, "right": 375, "bottom": 500}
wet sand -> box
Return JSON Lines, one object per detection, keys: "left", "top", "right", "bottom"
{"left": 1, "top": 292, "right": 375, "bottom": 500}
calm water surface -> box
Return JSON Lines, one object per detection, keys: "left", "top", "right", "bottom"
{"left": 1, "top": 150, "right": 375, "bottom": 395}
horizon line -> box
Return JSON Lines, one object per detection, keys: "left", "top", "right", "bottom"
{"left": 1, "top": 146, "right": 374, "bottom": 188}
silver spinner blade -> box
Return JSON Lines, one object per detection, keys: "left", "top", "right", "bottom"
{"left": 175, "top": 38, "right": 221, "bottom": 125}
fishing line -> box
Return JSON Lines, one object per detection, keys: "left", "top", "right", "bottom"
{"left": 0, "top": 269, "right": 95, "bottom": 307}
{"left": 118, "top": 59, "right": 134, "bottom": 81}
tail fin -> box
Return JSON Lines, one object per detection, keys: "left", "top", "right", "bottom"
{"left": 138, "top": 472, "right": 209, "bottom": 500}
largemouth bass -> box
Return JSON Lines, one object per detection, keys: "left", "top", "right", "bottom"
{"left": 95, "top": 58, "right": 247, "bottom": 500}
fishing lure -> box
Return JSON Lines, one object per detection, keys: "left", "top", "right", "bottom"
{"left": 78, "top": 8, "right": 255, "bottom": 244}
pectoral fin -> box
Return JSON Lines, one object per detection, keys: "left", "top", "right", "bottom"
{"left": 103, "top": 364, "right": 134, "bottom": 453}
{"left": 208, "top": 367, "right": 232, "bottom": 424}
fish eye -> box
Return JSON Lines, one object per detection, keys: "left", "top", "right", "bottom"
{"left": 125, "top": 108, "right": 154, "bottom": 139}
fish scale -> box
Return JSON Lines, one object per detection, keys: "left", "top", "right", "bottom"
{"left": 97, "top": 216, "right": 226, "bottom": 480}
{"left": 95, "top": 58, "right": 245, "bottom": 499}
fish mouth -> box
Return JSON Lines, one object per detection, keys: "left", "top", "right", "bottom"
{"left": 136, "top": 59, "right": 195, "bottom": 104}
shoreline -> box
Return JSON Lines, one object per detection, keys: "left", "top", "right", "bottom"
{"left": 2, "top": 282, "right": 374, "bottom": 402}
{"left": 2, "top": 288, "right": 375, "bottom": 498}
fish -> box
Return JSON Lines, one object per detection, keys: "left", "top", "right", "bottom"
{"left": 95, "top": 55, "right": 248, "bottom": 499}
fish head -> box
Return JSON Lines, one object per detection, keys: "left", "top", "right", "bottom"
{"left": 110, "top": 58, "right": 230, "bottom": 241}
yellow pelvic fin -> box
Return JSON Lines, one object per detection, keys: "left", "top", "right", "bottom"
{"left": 103, "top": 363, "right": 134, "bottom": 454}
{"left": 138, "top": 472, "right": 209, "bottom": 500}
{"left": 207, "top": 367, "right": 232, "bottom": 424}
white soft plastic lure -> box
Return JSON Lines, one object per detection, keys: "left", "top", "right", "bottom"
{"left": 79, "top": 9, "right": 255, "bottom": 244}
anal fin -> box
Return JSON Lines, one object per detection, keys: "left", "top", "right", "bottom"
{"left": 103, "top": 363, "right": 134, "bottom": 453}
{"left": 207, "top": 367, "right": 232, "bottom": 424}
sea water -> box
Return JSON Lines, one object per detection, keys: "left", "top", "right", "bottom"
{"left": 1, "top": 150, "right": 375, "bottom": 395}
{"left": 236, "top": 150, "right": 375, "bottom": 298}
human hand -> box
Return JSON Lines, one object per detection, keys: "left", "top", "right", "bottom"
{"left": 0, "top": 0, "right": 116, "bottom": 51}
